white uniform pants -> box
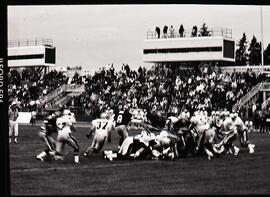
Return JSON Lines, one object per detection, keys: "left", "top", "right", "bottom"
{"left": 9, "top": 120, "right": 18, "bottom": 137}
{"left": 56, "top": 129, "right": 79, "bottom": 154}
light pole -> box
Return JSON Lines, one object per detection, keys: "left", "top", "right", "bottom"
{"left": 260, "top": 6, "right": 264, "bottom": 70}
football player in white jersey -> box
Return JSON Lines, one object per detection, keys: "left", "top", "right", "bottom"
{"left": 104, "top": 130, "right": 158, "bottom": 161}
{"left": 84, "top": 113, "right": 115, "bottom": 156}
{"left": 190, "top": 114, "right": 217, "bottom": 160}
{"left": 151, "top": 130, "right": 178, "bottom": 160}
{"left": 54, "top": 109, "right": 80, "bottom": 163}
{"left": 231, "top": 113, "right": 255, "bottom": 153}
{"left": 215, "top": 111, "right": 240, "bottom": 155}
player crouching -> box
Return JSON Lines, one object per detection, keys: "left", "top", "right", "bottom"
{"left": 104, "top": 130, "right": 177, "bottom": 161}
{"left": 104, "top": 130, "right": 156, "bottom": 161}
{"left": 150, "top": 130, "right": 179, "bottom": 160}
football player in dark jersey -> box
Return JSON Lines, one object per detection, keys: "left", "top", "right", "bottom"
{"left": 145, "top": 107, "right": 167, "bottom": 130}
{"left": 36, "top": 111, "right": 62, "bottom": 161}
{"left": 114, "top": 104, "right": 132, "bottom": 149}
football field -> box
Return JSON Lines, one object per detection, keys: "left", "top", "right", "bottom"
{"left": 9, "top": 123, "right": 270, "bottom": 195}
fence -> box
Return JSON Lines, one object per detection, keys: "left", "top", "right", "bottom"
{"left": 8, "top": 38, "right": 53, "bottom": 48}
{"left": 146, "top": 27, "right": 232, "bottom": 40}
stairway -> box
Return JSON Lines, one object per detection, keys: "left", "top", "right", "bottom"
{"left": 40, "top": 84, "right": 85, "bottom": 108}
{"left": 232, "top": 82, "right": 270, "bottom": 112}
{"left": 52, "top": 91, "right": 83, "bottom": 108}
{"left": 40, "top": 84, "right": 66, "bottom": 106}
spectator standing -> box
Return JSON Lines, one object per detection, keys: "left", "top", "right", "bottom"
{"left": 251, "top": 103, "right": 257, "bottom": 127}
{"left": 179, "top": 24, "right": 185, "bottom": 37}
{"left": 163, "top": 25, "right": 168, "bottom": 38}
{"left": 30, "top": 110, "right": 37, "bottom": 126}
{"left": 9, "top": 101, "right": 19, "bottom": 143}
{"left": 254, "top": 110, "right": 260, "bottom": 132}
{"left": 169, "top": 25, "right": 175, "bottom": 38}
{"left": 191, "top": 26, "right": 198, "bottom": 37}
{"left": 155, "top": 26, "right": 161, "bottom": 38}
{"left": 260, "top": 110, "right": 267, "bottom": 133}
{"left": 266, "top": 107, "right": 270, "bottom": 133}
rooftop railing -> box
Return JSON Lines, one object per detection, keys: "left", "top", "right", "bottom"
{"left": 8, "top": 38, "right": 53, "bottom": 48}
{"left": 146, "top": 27, "right": 232, "bottom": 40}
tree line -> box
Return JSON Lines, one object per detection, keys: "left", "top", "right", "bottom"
{"left": 235, "top": 33, "right": 270, "bottom": 66}
{"left": 196, "top": 23, "right": 270, "bottom": 66}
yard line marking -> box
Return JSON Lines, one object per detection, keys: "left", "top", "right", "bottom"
{"left": 10, "top": 155, "right": 34, "bottom": 158}
{"left": 10, "top": 160, "right": 162, "bottom": 173}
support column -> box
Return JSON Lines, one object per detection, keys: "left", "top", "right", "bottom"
{"left": 263, "top": 91, "right": 266, "bottom": 102}
{"left": 245, "top": 106, "right": 249, "bottom": 120}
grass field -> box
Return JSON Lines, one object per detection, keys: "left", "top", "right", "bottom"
{"left": 9, "top": 123, "right": 270, "bottom": 195}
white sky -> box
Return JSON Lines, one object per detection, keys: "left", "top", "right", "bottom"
{"left": 8, "top": 4, "right": 270, "bottom": 74}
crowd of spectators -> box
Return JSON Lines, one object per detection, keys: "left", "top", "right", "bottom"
{"left": 65, "top": 63, "right": 266, "bottom": 120}
{"left": 8, "top": 63, "right": 267, "bottom": 123}
{"left": 155, "top": 23, "right": 211, "bottom": 39}
{"left": 8, "top": 68, "right": 69, "bottom": 110}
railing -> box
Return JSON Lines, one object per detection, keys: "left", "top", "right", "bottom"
{"left": 46, "top": 92, "right": 67, "bottom": 108}
{"left": 8, "top": 38, "right": 53, "bottom": 48}
{"left": 261, "top": 97, "right": 270, "bottom": 109}
{"left": 53, "top": 91, "right": 83, "bottom": 108}
{"left": 40, "top": 84, "right": 85, "bottom": 107}
{"left": 65, "top": 84, "right": 85, "bottom": 92}
{"left": 40, "top": 84, "right": 66, "bottom": 105}
{"left": 260, "top": 82, "right": 270, "bottom": 91}
{"left": 232, "top": 82, "right": 263, "bottom": 112}
{"left": 146, "top": 27, "right": 232, "bottom": 40}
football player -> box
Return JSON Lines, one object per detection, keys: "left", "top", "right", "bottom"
{"left": 104, "top": 130, "right": 157, "bottom": 161}
{"left": 114, "top": 104, "right": 132, "bottom": 149}
{"left": 54, "top": 109, "right": 80, "bottom": 163}
{"left": 231, "top": 113, "right": 255, "bottom": 153}
{"left": 151, "top": 130, "right": 178, "bottom": 160}
{"left": 36, "top": 111, "right": 62, "bottom": 161}
{"left": 84, "top": 113, "right": 115, "bottom": 157}
{"left": 215, "top": 111, "right": 240, "bottom": 156}
{"left": 189, "top": 114, "right": 217, "bottom": 160}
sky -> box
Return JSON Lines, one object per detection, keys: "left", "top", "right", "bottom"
{"left": 8, "top": 4, "right": 270, "bottom": 74}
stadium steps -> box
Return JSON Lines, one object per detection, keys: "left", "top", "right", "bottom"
{"left": 232, "top": 82, "right": 270, "bottom": 111}
{"left": 45, "top": 91, "right": 68, "bottom": 108}
{"left": 39, "top": 84, "right": 66, "bottom": 106}
{"left": 52, "top": 91, "right": 83, "bottom": 108}
{"left": 261, "top": 96, "right": 270, "bottom": 109}
{"left": 39, "top": 84, "right": 85, "bottom": 108}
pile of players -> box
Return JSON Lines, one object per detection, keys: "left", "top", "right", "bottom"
{"left": 36, "top": 105, "right": 255, "bottom": 164}
{"left": 103, "top": 108, "right": 256, "bottom": 161}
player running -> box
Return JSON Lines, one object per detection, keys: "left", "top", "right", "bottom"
{"left": 84, "top": 113, "right": 115, "bottom": 157}
{"left": 36, "top": 110, "right": 62, "bottom": 161}
{"left": 54, "top": 109, "right": 80, "bottom": 164}
{"left": 215, "top": 111, "right": 240, "bottom": 156}
{"left": 231, "top": 113, "right": 255, "bottom": 153}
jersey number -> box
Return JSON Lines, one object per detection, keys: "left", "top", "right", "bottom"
{"left": 97, "top": 121, "right": 108, "bottom": 130}
{"left": 116, "top": 115, "right": 123, "bottom": 123}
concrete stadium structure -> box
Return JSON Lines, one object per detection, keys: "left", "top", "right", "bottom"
{"left": 8, "top": 38, "right": 56, "bottom": 72}
{"left": 143, "top": 28, "right": 235, "bottom": 65}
